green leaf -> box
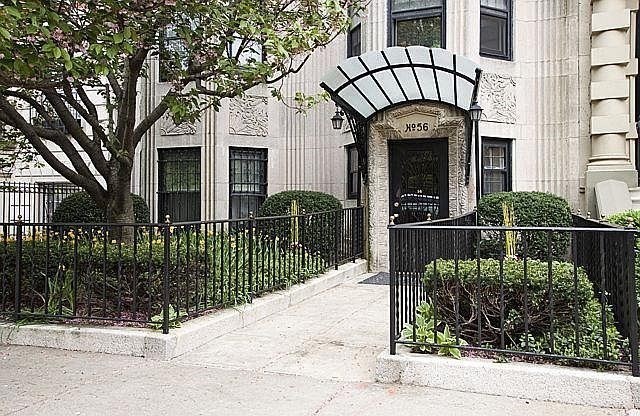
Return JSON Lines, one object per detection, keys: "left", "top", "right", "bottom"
{"left": 113, "top": 32, "right": 124, "bottom": 44}
{"left": 52, "top": 47, "right": 61, "bottom": 59}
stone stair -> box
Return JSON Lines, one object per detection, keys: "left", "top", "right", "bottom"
{"left": 630, "top": 187, "right": 640, "bottom": 210}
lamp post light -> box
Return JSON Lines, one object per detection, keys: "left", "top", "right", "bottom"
{"left": 331, "top": 107, "right": 345, "bottom": 130}
{"left": 469, "top": 101, "right": 483, "bottom": 206}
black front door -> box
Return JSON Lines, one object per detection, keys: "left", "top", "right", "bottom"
{"left": 389, "top": 139, "right": 449, "bottom": 224}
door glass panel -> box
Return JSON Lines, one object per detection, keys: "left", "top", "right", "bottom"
{"left": 390, "top": 140, "right": 448, "bottom": 224}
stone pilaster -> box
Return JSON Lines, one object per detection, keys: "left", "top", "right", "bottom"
{"left": 585, "top": 0, "right": 638, "bottom": 215}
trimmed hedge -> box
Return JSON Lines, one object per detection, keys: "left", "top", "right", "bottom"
{"left": 423, "top": 258, "right": 623, "bottom": 359}
{"left": 52, "top": 192, "right": 151, "bottom": 224}
{"left": 478, "top": 191, "right": 572, "bottom": 260}
{"left": 257, "top": 190, "right": 342, "bottom": 259}
{"left": 257, "top": 190, "right": 342, "bottom": 217}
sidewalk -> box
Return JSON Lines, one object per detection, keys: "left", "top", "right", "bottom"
{"left": 0, "top": 273, "right": 629, "bottom": 416}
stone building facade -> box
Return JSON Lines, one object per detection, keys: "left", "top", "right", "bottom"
{"left": 8, "top": 0, "right": 640, "bottom": 270}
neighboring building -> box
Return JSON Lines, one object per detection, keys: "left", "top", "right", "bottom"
{"left": 5, "top": 0, "right": 640, "bottom": 270}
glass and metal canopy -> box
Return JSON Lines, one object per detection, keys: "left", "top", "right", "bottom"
{"left": 320, "top": 46, "right": 482, "bottom": 183}
{"left": 320, "top": 46, "right": 482, "bottom": 121}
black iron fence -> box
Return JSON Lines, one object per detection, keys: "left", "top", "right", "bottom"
{"left": 389, "top": 212, "right": 639, "bottom": 375}
{"left": 0, "top": 182, "right": 81, "bottom": 223}
{"left": 0, "top": 207, "right": 364, "bottom": 333}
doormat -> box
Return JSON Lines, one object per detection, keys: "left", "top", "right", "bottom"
{"left": 359, "top": 272, "right": 389, "bottom": 285}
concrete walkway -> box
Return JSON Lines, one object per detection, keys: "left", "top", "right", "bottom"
{"left": 0, "top": 273, "right": 630, "bottom": 415}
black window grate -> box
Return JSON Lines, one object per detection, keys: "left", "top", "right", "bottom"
{"left": 229, "top": 147, "right": 267, "bottom": 219}
{"left": 157, "top": 147, "right": 201, "bottom": 222}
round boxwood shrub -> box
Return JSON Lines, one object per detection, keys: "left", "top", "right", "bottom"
{"left": 52, "top": 191, "right": 151, "bottom": 223}
{"left": 478, "top": 191, "right": 572, "bottom": 260}
{"left": 423, "top": 258, "right": 623, "bottom": 360}
{"left": 257, "top": 190, "right": 342, "bottom": 217}
{"left": 257, "top": 190, "right": 342, "bottom": 260}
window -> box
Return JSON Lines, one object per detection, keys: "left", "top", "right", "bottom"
{"left": 346, "top": 144, "right": 360, "bottom": 199}
{"left": 159, "top": 26, "right": 189, "bottom": 82}
{"left": 480, "top": 0, "right": 511, "bottom": 60}
{"left": 229, "top": 148, "right": 267, "bottom": 219}
{"left": 482, "top": 138, "right": 512, "bottom": 194}
{"left": 347, "top": 24, "right": 362, "bottom": 58}
{"left": 390, "top": 0, "right": 444, "bottom": 48}
{"left": 158, "top": 147, "right": 201, "bottom": 222}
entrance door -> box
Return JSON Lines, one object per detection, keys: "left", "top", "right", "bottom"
{"left": 389, "top": 139, "right": 448, "bottom": 224}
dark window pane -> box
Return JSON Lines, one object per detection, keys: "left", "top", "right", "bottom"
{"left": 395, "top": 16, "right": 441, "bottom": 48}
{"left": 158, "top": 147, "right": 201, "bottom": 221}
{"left": 229, "top": 148, "right": 267, "bottom": 219}
{"left": 346, "top": 145, "right": 359, "bottom": 199}
{"left": 480, "top": 11, "right": 509, "bottom": 58}
{"left": 348, "top": 25, "right": 362, "bottom": 57}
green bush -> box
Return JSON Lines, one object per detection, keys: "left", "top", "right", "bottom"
{"left": 257, "top": 190, "right": 342, "bottom": 259}
{"left": 257, "top": 190, "right": 342, "bottom": 217}
{"left": 52, "top": 192, "right": 151, "bottom": 223}
{"left": 478, "top": 191, "right": 572, "bottom": 260}
{"left": 422, "top": 258, "right": 623, "bottom": 360}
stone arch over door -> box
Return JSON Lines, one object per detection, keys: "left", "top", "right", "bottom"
{"left": 367, "top": 102, "right": 469, "bottom": 270}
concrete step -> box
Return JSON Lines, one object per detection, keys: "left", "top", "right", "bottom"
{"left": 629, "top": 187, "right": 640, "bottom": 210}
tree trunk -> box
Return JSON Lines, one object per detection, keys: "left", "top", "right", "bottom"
{"left": 105, "top": 165, "right": 135, "bottom": 242}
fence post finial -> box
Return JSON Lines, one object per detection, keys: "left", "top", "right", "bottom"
{"left": 627, "top": 217, "right": 635, "bottom": 229}
{"left": 389, "top": 216, "right": 395, "bottom": 226}
{"left": 577, "top": 208, "right": 582, "bottom": 216}
{"left": 586, "top": 211, "right": 591, "bottom": 219}
{"left": 427, "top": 213, "right": 432, "bottom": 221}
{"left": 249, "top": 211, "right": 254, "bottom": 220}
{"left": 600, "top": 214, "right": 606, "bottom": 222}
{"left": 165, "top": 214, "right": 171, "bottom": 224}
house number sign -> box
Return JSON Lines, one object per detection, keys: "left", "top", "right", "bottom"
{"left": 404, "top": 122, "right": 430, "bottom": 133}
{"left": 390, "top": 112, "right": 438, "bottom": 138}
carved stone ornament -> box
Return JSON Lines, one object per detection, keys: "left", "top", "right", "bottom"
{"left": 478, "top": 72, "right": 517, "bottom": 124}
{"left": 159, "top": 114, "right": 196, "bottom": 136}
{"left": 229, "top": 95, "right": 268, "bottom": 137}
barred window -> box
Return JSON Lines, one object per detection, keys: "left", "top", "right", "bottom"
{"left": 229, "top": 147, "right": 268, "bottom": 219}
{"left": 158, "top": 147, "right": 201, "bottom": 222}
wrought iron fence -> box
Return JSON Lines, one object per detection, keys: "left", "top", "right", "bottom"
{"left": 0, "top": 207, "right": 364, "bottom": 333}
{"left": 0, "top": 181, "right": 82, "bottom": 223}
{"left": 389, "top": 212, "right": 639, "bottom": 376}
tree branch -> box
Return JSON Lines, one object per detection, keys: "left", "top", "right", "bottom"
{"left": 0, "top": 95, "right": 106, "bottom": 202}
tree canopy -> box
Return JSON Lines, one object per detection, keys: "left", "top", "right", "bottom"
{"left": 0, "top": 0, "right": 358, "bottom": 222}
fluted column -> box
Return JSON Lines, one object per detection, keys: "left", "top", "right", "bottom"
{"left": 585, "top": 0, "right": 638, "bottom": 214}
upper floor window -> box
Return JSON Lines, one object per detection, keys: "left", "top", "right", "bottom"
{"left": 480, "top": 0, "right": 512, "bottom": 60}
{"left": 159, "top": 26, "right": 188, "bottom": 82}
{"left": 347, "top": 24, "right": 362, "bottom": 58}
{"left": 390, "top": 0, "right": 445, "bottom": 48}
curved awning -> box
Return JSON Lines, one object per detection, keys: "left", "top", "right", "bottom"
{"left": 320, "top": 46, "right": 482, "bottom": 121}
